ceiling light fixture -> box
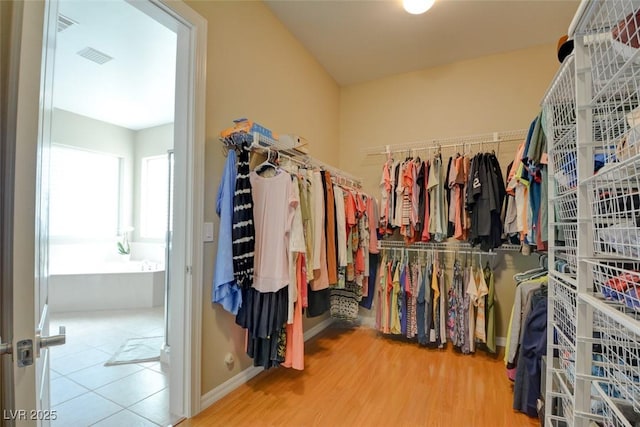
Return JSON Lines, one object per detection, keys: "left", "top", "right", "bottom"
{"left": 403, "top": 0, "right": 435, "bottom": 15}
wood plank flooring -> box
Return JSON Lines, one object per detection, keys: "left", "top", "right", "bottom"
{"left": 182, "top": 326, "right": 540, "bottom": 427}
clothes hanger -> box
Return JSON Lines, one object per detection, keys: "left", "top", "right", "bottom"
{"left": 254, "top": 148, "right": 280, "bottom": 175}
{"left": 514, "top": 266, "right": 546, "bottom": 283}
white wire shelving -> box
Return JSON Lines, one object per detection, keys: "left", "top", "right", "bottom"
{"left": 377, "top": 239, "right": 521, "bottom": 255}
{"left": 362, "top": 129, "right": 527, "bottom": 158}
{"left": 221, "top": 131, "right": 363, "bottom": 189}
{"left": 545, "top": 1, "right": 640, "bottom": 425}
{"left": 543, "top": 37, "right": 579, "bottom": 425}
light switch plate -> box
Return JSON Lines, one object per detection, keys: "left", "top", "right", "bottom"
{"left": 204, "top": 222, "right": 214, "bottom": 242}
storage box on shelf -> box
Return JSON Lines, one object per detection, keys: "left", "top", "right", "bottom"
{"left": 593, "top": 382, "right": 640, "bottom": 427}
{"left": 586, "top": 259, "right": 640, "bottom": 313}
{"left": 590, "top": 302, "right": 640, "bottom": 413}
{"left": 587, "top": 157, "right": 640, "bottom": 261}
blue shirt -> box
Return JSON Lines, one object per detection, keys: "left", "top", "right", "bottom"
{"left": 213, "top": 150, "right": 242, "bottom": 314}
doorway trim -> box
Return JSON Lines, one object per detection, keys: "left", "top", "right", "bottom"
{"left": 134, "top": 0, "right": 207, "bottom": 417}
{"left": 6, "top": 0, "right": 206, "bottom": 419}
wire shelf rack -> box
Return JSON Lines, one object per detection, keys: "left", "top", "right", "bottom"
{"left": 376, "top": 240, "right": 522, "bottom": 255}
{"left": 595, "top": 377, "right": 640, "bottom": 427}
{"left": 590, "top": 300, "right": 640, "bottom": 414}
{"left": 221, "top": 131, "right": 363, "bottom": 189}
{"left": 554, "top": 191, "right": 579, "bottom": 221}
{"left": 556, "top": 248, "right": 578, "bottom": 274}
{"left": 572, "top": 0, "right": 640, "bottom": 166}
{"left": 586, "top": 259, "right": 640, "bottom": 315}
{"left": 587, "top": 156, "right": 640, "bottom": 259}
{"left": 551, "top": 128, "right": 579, "bottom": 196}
{"left": 575, "top": 0, "right": 640, "bottom": 94}
{"left": 548, "top": 375, "right": 575, "bottom": 427}
{"left": 556, "top": 222, "right": 579, "bottom": 249}
{"left": 552, "top": 275, "right": 578, "bottom": 346}
{"left": 542, "top": 54, "right": 577, "bottom": 151}
{"left": 593, "top": 381, "right": 637, "bottom": 427}
{"left": 548, "top": 2, "right": 640, "bottom": 424}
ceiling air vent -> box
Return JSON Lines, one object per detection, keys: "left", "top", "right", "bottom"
{"left": 77, "top": 47, "right": 114, "bottom": 65}
{"left": 57, "top": 14, "right": 77, "bottom": 32}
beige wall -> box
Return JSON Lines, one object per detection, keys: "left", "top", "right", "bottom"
{"left": 339, "top": 44, "right": 559, "bottom": 339}
{"left": 184, "top": 0, "right": 340, "bottom": 396}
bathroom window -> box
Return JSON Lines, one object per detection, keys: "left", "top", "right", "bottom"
{"left": 140, "top": 154, "right": 169, "bottom": 239}
{"left": 49, "top": 145, "right": 122, "bottom": 238}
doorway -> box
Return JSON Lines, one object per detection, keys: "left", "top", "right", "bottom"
{"left": 3, "top": 0, "right": 206, "bottom": 424}
{"left": 48, "top": 1, "right": 176, "bottom": 425}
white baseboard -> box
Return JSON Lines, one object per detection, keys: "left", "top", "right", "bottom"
{"left": 199, "top": 365, "right": 264, "bottom": 411}
{"left": 199, "top": 316, "right": 335, "bottom": 412}
{"left": 303, "top": 317, "right": 335, "bottom": 341}
{"left": 359, "top": 316, "right": 376, "bottom": 329}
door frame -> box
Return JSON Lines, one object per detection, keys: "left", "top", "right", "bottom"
{"left": 4, "top": 0, "right": 206, "bottom": 420}
{"left": 1, "top": 0, "right": 20, "bottom": 420}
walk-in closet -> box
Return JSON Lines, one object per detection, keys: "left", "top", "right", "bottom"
{"left": 10, "top": 0, "right": 640, "bottom": 426}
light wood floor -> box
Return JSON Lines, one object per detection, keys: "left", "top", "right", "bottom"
{"left": 182, "top": 326, "right": 540, "bottom": 427}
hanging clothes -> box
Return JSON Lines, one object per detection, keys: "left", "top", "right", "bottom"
{"left": 513, "top": 288, "right": 547, "bottom": 417}
{"left": 428, "top": 156, "right": 447, "bottom": 242}
{"left": 322, "top": 171, "right": 338, "bottom": 286}
{"left": 379, "top": 158, "right": 392, "bottom": 233}
{"left": 465, "top": 264, "right": 477, "bottom": 354}
{"left": 467, "top": 152, "right": 506, "bottom": 251}
{"left": 484, "top": 264, "right": 497, "bottom": 354}
{"left": 474, "top": 267, "right": 489, "bottom": 343}
{"left": 282, "top": 253, "right": 306, "bottom": 370}
{"left": 213, "top": 149, "right": 242, "bottom": 315}
{"left": 232, "top": 141, "right": 256, "bottom": 289}
{"left": 219, "top": 131, "right": 374, "bottom": 369}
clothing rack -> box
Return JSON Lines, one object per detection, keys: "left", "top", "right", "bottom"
{"left": 378, "top": 240, "right": 522, "bottom": 254}
{"left": 363, "top": 129, "right": 528, "bottom": 157}
{"left": 221, "top": 131, "right": 362, "bottom": 189}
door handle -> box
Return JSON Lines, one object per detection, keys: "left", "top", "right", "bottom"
{"left": 38, "top": 326, "right": 66, "bottom": 350}
{"left": 0, "top": 336, "right": 11, "bottom": 355}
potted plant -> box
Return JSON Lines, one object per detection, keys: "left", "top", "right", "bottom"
{"left": 117, "top": 226, "right": 134, "bottom": 261}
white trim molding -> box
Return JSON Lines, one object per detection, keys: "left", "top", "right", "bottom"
{"left": 200, "top": 317, "right": 334, "bottom": 412}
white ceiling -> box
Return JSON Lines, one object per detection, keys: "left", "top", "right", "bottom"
{"left": 54, "top": 0, "right": 177, "bottom": 131}
{"left": 265, "top": 0, "right": 581, "bottom": 86}
{"left": 51, "top": 0, "right": 580, "bottom": 129}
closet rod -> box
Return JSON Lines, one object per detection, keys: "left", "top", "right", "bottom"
{"left": 378, "top": 240, "right": 522, "bottom": 254}
{"left": 380, "top": 247, "right": 498, "bottom": 256}
{"left": 221, "top": 131, "right": 363, "bottom": 188}
{"left": 274, "top": 149, "right": 362, "bottom": 189}
{"left": 378, "top": 241, "right": 496, "bottom": 255}
{"left": 364, "top": 129, "right": 528, "bottom": 156}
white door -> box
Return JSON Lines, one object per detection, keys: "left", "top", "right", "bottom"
{"left": 6, "top": 1, "right": 61, "bottom": 425}
{"left": 4, "top": 0, "right": 206, "bottom": 424}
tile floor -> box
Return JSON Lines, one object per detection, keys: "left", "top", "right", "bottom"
{"left": 49, "top": 308, "right": 178, "bottom": 427}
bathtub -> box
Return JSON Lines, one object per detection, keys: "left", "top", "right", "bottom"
{"left": 49, "top": 260, "right": 165, "bottom": 313}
